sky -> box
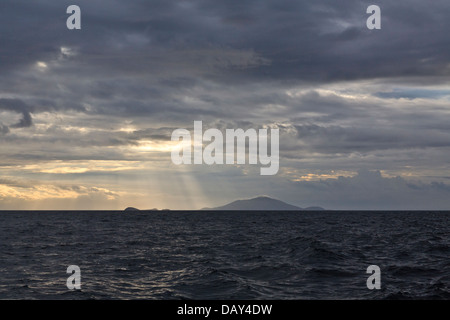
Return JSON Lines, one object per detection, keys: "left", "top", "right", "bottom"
{"left": 1, "top": 0, "right": 450, "bottom": 210}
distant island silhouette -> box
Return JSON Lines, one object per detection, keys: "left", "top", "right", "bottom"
{"left": 202, "top": 196, "right": 324, "bottom": 211}
{"left": 124, "top": 196, "right": 324, "bottom": 212}
{"left": 124, "top": 207, "right": 140, "bottom": 212}
{"left": 123, "top": 207, "right": 167, "bottom": 212}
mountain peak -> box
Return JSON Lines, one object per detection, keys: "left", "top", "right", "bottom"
{"left": 203, "top": 196, "right": 323, "bottom": 211}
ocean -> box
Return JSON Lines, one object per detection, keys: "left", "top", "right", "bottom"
{"left": 0, "top": 211, "right": 448, "bottom": 299}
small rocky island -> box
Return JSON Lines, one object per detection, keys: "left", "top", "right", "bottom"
{"left": 123, "top": 207, "right": 165, "bottom": 212}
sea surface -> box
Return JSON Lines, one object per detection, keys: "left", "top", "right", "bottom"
{"left": 0, "top": 211, "right": 448, "bottom": 300}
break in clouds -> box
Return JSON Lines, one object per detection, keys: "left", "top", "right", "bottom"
{"left": 1, "top": 0, "right": 450, "bottom": 209}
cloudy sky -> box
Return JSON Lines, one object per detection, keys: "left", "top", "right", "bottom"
{"left": 1, "top": 0, "right": 450, "bottom": 210}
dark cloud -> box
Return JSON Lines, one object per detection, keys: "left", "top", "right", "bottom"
{"left": 0, "top": 98, "right": 34, "bottom": 128}
{"left": 1, "top": 0, "right": 450, "bottom": 82}
{"left": 11, "top": 111, "right": 33, "bottom": 128}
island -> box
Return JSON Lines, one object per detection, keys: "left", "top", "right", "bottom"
{"left": 123, "top": 207, "right": 140, "bottom": 212}
{"left": 202, "top": 196, "right": 324, "bottom": 211}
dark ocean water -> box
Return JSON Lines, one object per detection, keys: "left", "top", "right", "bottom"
{"left": 0, "top": 211, "right": 448, "bottom": 300}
